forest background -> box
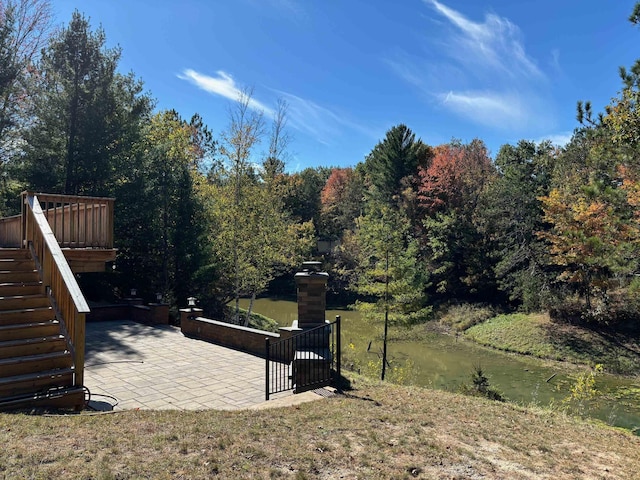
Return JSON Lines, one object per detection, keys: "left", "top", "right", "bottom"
{"left": 3, "top": 0, "right": 640, "bottom": 334}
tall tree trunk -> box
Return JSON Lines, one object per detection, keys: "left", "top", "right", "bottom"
{"left": 65, "top": 76, "right": 79, "bottom": 194}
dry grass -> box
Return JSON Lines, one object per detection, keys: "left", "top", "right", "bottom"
{"left": 1, "top": 376, "right": 639, "bottom": 479}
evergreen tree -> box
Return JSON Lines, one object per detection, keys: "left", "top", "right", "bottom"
{"left": 21, "top": 10, "right": 151, "bottom": 195}
{"left": 351, "top": 201, "right": 430, "bottom": 379}
{"left": 282, "top": 166, "right": 332, "bottom": 233}
{"left": 363, "top": 124, "right": 431, "bottom": 206}
{"left": 478, "top": 140, "right": 556, "bottom": 310}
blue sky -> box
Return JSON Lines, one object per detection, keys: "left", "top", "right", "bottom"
{"left": 52, "top": 0, "right": 638, "bottom": 171}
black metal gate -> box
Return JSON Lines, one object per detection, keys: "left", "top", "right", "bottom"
{"left": 265, "top": 315, "right": 341, "bottom": 400}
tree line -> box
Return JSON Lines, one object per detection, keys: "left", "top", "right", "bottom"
{"left": 2, "top": 1, "right": 640, "bottom": 330}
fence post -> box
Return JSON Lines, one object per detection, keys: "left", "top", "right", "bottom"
{"left": 335, "top": 315, "right": 341, "bottom": 392}
{"left": 265, "top": 337, "right": 271, "bottom": 401}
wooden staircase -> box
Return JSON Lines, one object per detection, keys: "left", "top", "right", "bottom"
{"left": 0, "top": 248, "right": 84, "bottom": 410}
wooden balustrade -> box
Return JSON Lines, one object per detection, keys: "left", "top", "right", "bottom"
{"left": 22, "top": 192, "right": 114, "bottom": 249}
{"left": 23, "top": 194, "right": 90, "bottom": 388}
{"left": 0, "top": 214, "right": 21, "bottom": 247}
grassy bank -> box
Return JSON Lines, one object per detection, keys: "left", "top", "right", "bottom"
{"left": 1, "top": 376, "right": 639, "bottom": 479}
{"left": 463, "top": 312, "right": 640, "bottom": 376}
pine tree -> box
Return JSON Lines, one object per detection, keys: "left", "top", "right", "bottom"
{"left": 21, "top": 10, "right": 151, "bottom": 195}
{"left": 363, "top": 124, "right": 430, "bottom": 206}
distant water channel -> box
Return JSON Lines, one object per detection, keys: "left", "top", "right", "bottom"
{"left": 238, "top": 297, "right": 640, "bottom": 432}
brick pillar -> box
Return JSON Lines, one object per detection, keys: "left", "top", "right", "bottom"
{"left": 295, "top": 262, "right": 328, "bottom": 328}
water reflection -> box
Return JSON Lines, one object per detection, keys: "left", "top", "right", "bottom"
{"left": 237, "top": 298, "right": 640, "bottom": 431}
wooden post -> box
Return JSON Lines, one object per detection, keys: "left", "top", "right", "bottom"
{"left": 74, "top": 312, "right": 86, "bottom": 387}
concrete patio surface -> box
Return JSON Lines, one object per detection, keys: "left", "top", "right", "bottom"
{"left": 84, "top": 320, "right": 295, "bottom": 411}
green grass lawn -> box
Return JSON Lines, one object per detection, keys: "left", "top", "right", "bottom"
{"left": 465, "top": 313, "right": 640, "bottom": 376}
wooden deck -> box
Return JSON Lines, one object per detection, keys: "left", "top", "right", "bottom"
{"left": 0, "top": 192, "right": 117, "bottom": 410}
{"left": 0, "top": 192, "right": 116, "bottom": 273}
{"left": 62, "top": 248, "right": 116, "bottom": 273}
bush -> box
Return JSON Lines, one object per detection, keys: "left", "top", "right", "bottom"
{"left": 439, "top": 304, "right": 495, "bottom": 332}
{"left": 548, "top": 288, "right": 640, "bottom": 329}
{"left": 221, "top": 306, "right": 280, "bottom": 333}
{"left": 244, "top": 309, "right": 280, "bottom": 333}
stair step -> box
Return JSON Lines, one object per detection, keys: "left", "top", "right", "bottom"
{"left": 0, "top": 307, "right": 54, "bottom": 325}
{"left": 0, "top": 351, "right": 73, "bottom": 378}
{"left": 0, "top": 387, "right": 84, "bottom": 412}
{"left": 0, "top": 249, "right": 31, "bottom": 260}
{"left": 0, "top": 294, "right": 49, "bottom": 310}
{"left": 0, "top": 335, "right": 67, "bottom": 359}
{"left": 0, "top": 320, "right": 60, "bottom": 341}
{"left": 0, "top": 383, "right": 83, "bottom": 411}
{"left": 0, "top": 282, "right": 44, "bottom": 296}
{"left": 0, "top": 258, "right": 36, "bottom": 271}
{"left": 0, "top": 368, "right": 75, "bottom": 399}
{"left": 0, "top": 271, "right": 39, "bottom": 283}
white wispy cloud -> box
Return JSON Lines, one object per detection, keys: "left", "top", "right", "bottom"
{"left": 389, "top": 1, "right": 552, "bottom": 131}
{"left": 426, "top": 0, "right": 542, "bottom": 80}
{"left": 179, "top": 69, "right": 375, "bottom": 146}
{"left": 178, "top": 69, "right": 274, "bottom": 116}
{"left": 440, "top": 90, "right": 525, "bottom": 129}
{"left": 274, "top": 90, "right": 377, "bottom": 146}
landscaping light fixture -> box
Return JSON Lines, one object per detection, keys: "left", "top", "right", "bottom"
{"left": 187, "top": 297, "right": 196, "bottom": 307}
{"left": 156, "top": 292, "right": 163, "bottom": 303}
{"left": 130, "top": 288, "right": 137, "bottom": 297}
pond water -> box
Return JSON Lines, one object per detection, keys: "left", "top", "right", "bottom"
{"left": 238, "top": 297, "right": 640, "bottom": 432}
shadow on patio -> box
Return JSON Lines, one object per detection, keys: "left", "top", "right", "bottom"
{"left": 83, "top": 320, "right": 283, "bottom": 411}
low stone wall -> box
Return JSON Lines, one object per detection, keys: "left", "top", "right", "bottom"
{"left": 87, "top": 303, "right": 169, "bottom": 325}
{"left": 180, "top": 313, "right": 283, "bottom": 358}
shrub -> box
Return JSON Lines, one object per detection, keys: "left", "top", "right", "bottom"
{"left": 439, "top": 304, "right": 495, "bottom": 332}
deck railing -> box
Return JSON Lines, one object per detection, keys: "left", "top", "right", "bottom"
{"left": 0, "top": 214, "right": 21, "bottom": 247}
{"left": 23, "top": 193, "right": 90, "bottom": 388}
{"left": 21, "top": 192, "right": 114, "bottom": 249}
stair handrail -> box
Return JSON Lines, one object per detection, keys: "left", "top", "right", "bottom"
{"left": 23, "top": 193, "right": 90, "bottom": 388}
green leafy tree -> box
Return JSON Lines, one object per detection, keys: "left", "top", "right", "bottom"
{"left": 115, "top": 110, "right": 214, "bottom": 306}
{"left": 281, "top": 166, "right": 332, "bottom": 232}
{"left": 209, "top": 180, "right": 314, "bottom": 324}
{"left": 319, "top": 167, "right": 364, "bottom": 240}
{"left": 417, "top": 139, "right": 495, "bottom": 298}
{"left": 211, "top": 89, "right": 314, "bottom": 323}
{"left": 217, "top": 88, "right": 264, "bottom": 321}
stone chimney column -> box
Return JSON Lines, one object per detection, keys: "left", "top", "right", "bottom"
{"left": 295, "top": 261, "right": 328, "bottom": 328}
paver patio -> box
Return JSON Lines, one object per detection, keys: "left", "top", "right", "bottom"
{"left": 84, "top": 319, "right": 291, "bottom": 411}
